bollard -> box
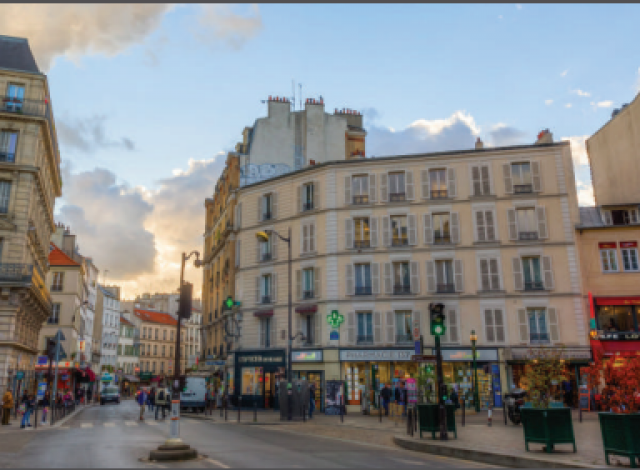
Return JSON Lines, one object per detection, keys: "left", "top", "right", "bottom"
{"left": 504, "top": 399, "right": 507, "bottom": 425}
{"left": 488, "top": 405, "right": 493, "bottom": 427}
{"left": 462, "top": 398, "right": 465, "bottom": 427}
{"left": 340, "top": 395, "right": 344, "bottom": 423}
{"left": 238, "top": 396, "right": 242, "bottom": 423}
{"left": 254, "top": 399, "right": 257, "bottom": 423}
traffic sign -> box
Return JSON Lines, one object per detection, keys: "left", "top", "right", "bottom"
{"left": 411, "top": 355, "right": 437, "bottom": 362}
{"left": 413, "top": 327, "right": 420, "bottom": 341}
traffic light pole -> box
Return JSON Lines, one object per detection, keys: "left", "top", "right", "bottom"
{"left": 435, "top": 335, "right": 448, "bottom": 440}
{"left": 167, "top": 252, "right": 186, "bottom": 446}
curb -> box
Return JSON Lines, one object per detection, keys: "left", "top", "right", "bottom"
{"left": 52, "top": 404, "right": 95, "bottom": 428}
{"left": 182, "top": 414, "right": 292, "bottom": 425}
{"left": 393, "top": 436, "right": 603, "bottom": 469}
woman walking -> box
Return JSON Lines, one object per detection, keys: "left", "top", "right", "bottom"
{"left": 40, "top": 391, "right": 51, "bottom": 425}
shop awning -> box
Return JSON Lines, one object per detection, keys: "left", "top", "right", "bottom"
{"left": 123, "top": 375, "right": 140, "bottom": 383}
{"left": 254, "top": 309, "right": 273, "bottom": 317}
{"left": 595, "top": 296, "right": 640, "bottom": 306}
{"left": 151, "top": 377, "right": 163, "bottom": 382}
{"left": 596, "top": 340, "right": 640, "bottom": 357}
{"left": 295, "top": 305, "right": 317, "bottom": 314}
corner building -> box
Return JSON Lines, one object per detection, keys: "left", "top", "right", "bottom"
{"left": 232, "top": 137, "right": 589, "bottom": 411}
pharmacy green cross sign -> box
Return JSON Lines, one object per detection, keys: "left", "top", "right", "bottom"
{"left": 327, "top": 310, "right": 344, "bottom": 328}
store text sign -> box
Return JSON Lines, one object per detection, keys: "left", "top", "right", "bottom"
{"left": 441, "top": 349, "right": 499, "bottom": 362}
{"left": 599, "top": 242, "right": 617, "bottom": 249}
{"left": 339, "top": 350, "right": 414, "bottom": 362}
{"left": 238, "top": 354, "right": 284, "bottom": 364}
{"left": 292, "top": 351, "right": 323, "bottom": 362}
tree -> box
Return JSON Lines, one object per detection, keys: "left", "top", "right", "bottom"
{"left": 416, "top": 365, "right": 437, "bottom": 404}
{"left": 521, "top": 347, "right": 568, "bottom": 409}
{"left": 584, "top": 351, "right": 640, "bottom": 414}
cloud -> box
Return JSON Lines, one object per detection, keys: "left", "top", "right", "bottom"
{"left": 571, "top": 89, "right": 591, "bottom": 97}
{"left": 565, "top": 103, "right": 573, "bottom": 108}
{"left": 487, "top": 124, "right": 528, "bottom": 147}
{"left": 590, "top": 100, "right": 614, "bottom": 108}
{"left": 516, "top": 4, "right": 522, "bottom": 9}
{"left": 498, "top": 15, "right": 503, "bottom": 19}
{"left": 577, "top": 181, "right": 595, "bottom": 207}
{"left": 545, "top": 99, "right": 553, "bottom": 105}
{"left": 57, "top": 115, "right": 136, "bottom": 154}
{"left": 561, "top": 135, "right": 590, "bottom": 167}
{"left": 193, "top": 4, "right": 262, "bottom": 49}
{"left": 361, "top": 107, "right": 381, "bottom": 123}
{"left": 561, "top": 70, "right": 568, "bottom": 77}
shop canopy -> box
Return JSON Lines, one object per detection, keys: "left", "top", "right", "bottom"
{"left": 295, "top": 305, "right": 317, "bottom": 314}
{"left": 123, "top": 375, "right": 140, "bottom": 383}
{"left": 593, "top": 340, "right": 640, "bottom": 357}
{"left": 254, "top": 309, "right": 273, "bottom": 317}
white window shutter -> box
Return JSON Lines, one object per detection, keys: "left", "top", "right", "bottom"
{"left": 271, "top": 273, "right": 277, "bottom": 303}
{"left": 295, "top": 270, "right": 302, "bottom": 301}
{"left": 481, "top": 165, "right": 492, "bottom": 195}
{"left": 315, "top": 312, "right": 322, "bottom": 345}
{"left": 484, "top": 309, "right": 495, "bottom": 343}
{"left": 370, "top": 217, "right": 379, "bottom": 247}
{"left": 235, "top": 239, "right": 241, "bottom": 267}
{"left": 426, "top": 260, "right": 436, "bottom": 293}
{"left": 450, "top": 212, "right": 460, "bottom": 243}
{"left": 296, "top": 185, "right": 302, "bottom": 213}
{"left": 257, "top": 196, "right": 263, "bottom": 222}
{"left": 475, "top": 211, "right": 486, "bottom": 242}
{"left": 603, "top": 210, "right": 612, "bottom": 225}
{"left": 536, "top": 206, "right": 548, "bottom": 239}
{"left": 314, "top": 267, "right": 321, "bottom": 298}
{"left": 542, "top": 256, "right": 554, "bottom": 290}
{"left": 495, "top": 309, "right": 505, "bottom": 343}
{"left": 369, "top": 174, "right": 377, "bottom": 203}
{"left": 272, "top": 234, "right": 278, "bottom": 260}
{"left": 486, "top": 210, "right": 497, "bottom": 241}
{"left": 385, "top": 311, "right": 395, "bottom": 345}
{"left": 531, "top": 161, "right": 542, "bottom": 192}
{"left": 313, "top": 181, "right": 320, "bottom": 210}
{"left": 371, "top": 263, "right": 380, "bottom": 295}
{"left": 309, "top": 223, "right": 316, "bottom": 252}
{"left": 410, "top": 261, "right": 420, "bottom": 294}
{"left": 382, "top": 215, "right": 391, "bottom": 247}
{"left": 345, "top": 264, "right": 355, "bottom": 296}
{"left": 518, "top": 309, "right": 529, "bottom": 343}
{"left": 345, "top": 218, "right": 354, "bottom": 249}
{"left": 507, "top": 208, "right": 518, "bottom": 240}
{"left": 255, "top": 276, "right": 260, "bottom": 304}
{"left": 489, "top": 259, "right": 501, "bottom": 290}
{"left": 454, "top": 259, "right": 464, "bottom": 292}
{"left": 347, "top": 312, "right": 356, "bottom": 345}
{"left": 548, "top": 307, "right": 560, "bottom": 343}
{"left": 374, "top": 311, "right": 382, "bottom": 345}
{"left": 344, "top": 176, "right": 352, "bottom": 206}
{"left": 423, "top": 213, "right": 433, "bottom": 244}
{"left": 270, "top": 317, "right": 278, "bottom": 348}
{"left": 503, "top": 163, "right": 513, "bottom": 194}
{"left": 512, "top": 257, "right": 524, "bottom": 290}
{"left": 447, "top": 167, "right": 457, "bottom": 197}
{"left": 408, "top": 214, "right": 418, "bottom": 246}
{"left": 272, "top": 192, "right": 278, "bottom": 219}
{"left": 383, "top": 262, "right": 393, "bottom": 294}
{"left": 448, "top": 309, "right": 459, "bottom": 344}
{"left": 421, "top": 169, "right": 430, "bottom": 199}
{"left": 405, "top": 170, "right": 415, "bottom": 200}
{"left": 480, "top": 259, "right": 490, "bottom": 291}
{"left": 380, "top": 173, "right": 388, "bottom": 202}
{"left": 471, "top": 165, "right": 481, "bottom": 196}
{"left": 630, "top": 209, "right": 638, "bottom": 223}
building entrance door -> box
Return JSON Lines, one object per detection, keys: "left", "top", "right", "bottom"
{"left": 264, "top": 372, "right": 276, "bottom": 409}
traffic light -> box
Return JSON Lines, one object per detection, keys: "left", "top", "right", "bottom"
{"left": 429, "top": 303, "right": 446, "bottom": 336}
{"left": 178, "top": 282, "right": 193, "bottom": 320}
{"left": 46, "top": 338, "right": 57, "bottom": 360}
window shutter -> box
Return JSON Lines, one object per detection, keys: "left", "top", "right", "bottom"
{"left": 258, "top": 318, "right": 263, "bottom": 347}
{"left": 345, "top": 218, "right": 354, "bottom": 249}
{"left": 518, "top": 309, "right": 528, "bottom": 343}
{"left": 454, "top": 259, "right": 464, "bottom": 292}
{"left": 423, "top": 213, "right": 433, "bottom": 244}
{"left": 271, "top": 192, "right": 278, "bottom": 219}
{"left": 370, "top": 217, "right": 379, "bottom": 247}
{"left": 257, "top": 196, "right": 263, "bottom": 222}
{"left": 410, "top": 261, "right": 420, "bottom": 294}
{"left": 408, "top": 214, "right": 418, "bottom": 245}
{"left": 481, "top": 165, "right": 491, "bottom": 195}
{"left": 495, "top": 309, "right": 505, "bottom": 343}
{"left": 385, "top": 311, "right": 395, "bottom": 345}
{"left": 347, "top": 312, "right": 356, "bottom": 345}
{"left": 548, "top": 307, "right": 559, "bottom": 343}
{"left": 272, "top": 234, "right": 278, "bottom": 260}
{"left": 476, "top": 211, "right": 486, "bottom": 242}
{"left": 313, "top": 181, "right": 320, "bottom": 210}
{"left": 471, "top": 166, "right": 481, "bottom": 196}
{"left": 271, "top": 273, "right": 277, "bottom": 303}
{"left": 485, "top": 210, "right": 496, "bottom": 241}
{"left": 297, "top": 185, "right": 302, "bottom": 213}
{"left": 512, "top": 257, "right": 523, "bottom": 290}
{"left": 489, "top": 258, "right": 501, "bottom": 290}
{"left": 345, "top": 264, "right": 355, "bottom": 296}
{"left": 235, "top": 203, "right": 242, "bottom": 229}
{"left": 480, "top": 259, "right": 491, "bottom": 291}
{"left": 447, "top": 167, "right": 456, "bottom": 197}
{"left": 484, "top": 309, "right": 495, "bottom": 343}
{"left": 531, "top": 161, "right": 542, "bottom": 192}
{"left": 295, "top": 270, "right": 302, "bottom": 301}
{"left": 426, "top": 260, "right": 436, "bottom": 293}
{"left": 374, "top": 311, "right": 382, "bottom": 345}
{"left": 383, "top": 262, "right": 393, "bottom": 294}
{"left": 257, "top": 239, "right": 262, "bottom": 263}
{"left": 235, "top": 240, "right": 241, "bottom": 268}
{"left": 542, "top": 256, "right": 554, "bottom": 290}
{"left": 255, "top": 276, "right": 260, "bottom": 304}
{"left": 503, "top": 164, "right": 513, "bottom": 194}
{"left": 314, "top": 267, "right": 321, "bottom": 298}
{"left": 536, "top": 206, "right": 548, "bottom": 239}
{"left": 309, "top": 223, "right": 316, "bottom": 252}
{"left": 450, "top": 211, "right": 460, "bottom": 243}
{"left": 421, "top": 169, "right": 430, "bottom": 199}
{"left": 405, "top": 170, "right": 415, "bottom": 200}
{"left": 507, "top": 208, "right": 518, "bottom": 240}
{"left": 630, "top": 209, "right": 638, "bottom": 223}
{"left": 270, "top": 317, "right": 278, "bottom": 348}
{"left": 380, "top": 173, "right": 388, "bottom": 202}
{"left": 382, "top": 215, "right": 391, "bottom": 247}
{"left": 447, "top": 309, "right": 459, "bottom": 344}
{"left": 315, "top": 312, "right": 322, "bottom": 346}
{"left": 371, "top": 263, "right": 380, "bottom": 295}
{"left": 369, "top": 174, "right": 377, "bottom": 203}
{"left": 344, "top": 176, "right": 352, "bottom": 206}
{"left": 603, "top": 210, "right": 612, "bottom": 225}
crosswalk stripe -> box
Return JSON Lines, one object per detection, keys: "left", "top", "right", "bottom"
{"left": 124, "top": 421, "right": 138, "bottom": 426}
{"left": 80, "top": 423, "right": 93, "bottom": 429}
{"left": 104, "top": 423, "right": 115, "bottom": 427}
{"left": 146, "top": 421, "right": 158, "bottom": 426}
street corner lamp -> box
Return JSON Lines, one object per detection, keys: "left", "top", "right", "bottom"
{"left": 255, "top": 230, "right": 271, "bottom": 243}
{"left": 470, "top": 329, "right": 480, "bottom": 412}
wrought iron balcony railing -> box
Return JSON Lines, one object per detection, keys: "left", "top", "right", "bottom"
{"left": 514, "top": 184, "right": 533, "bottom": 194}
{"left": 392, "top": 238, "right": 409, "bottom": 247}
{"left": 434, "top": 231, "right": 451, "bottom": 244}
{"left": 354, "top": 240, "right": 371, "bottom": 249}
{"left": 389, "top": 192, "right": 406, "bottom": 202}
{"left": 352, "top": 195, "right": 369, "bottom": 205}
{"left": 525, "top": 281, "right": 545, "bottom": 291}
{"left": 0, "top": 263, "right": 34, "bottom": 282}
{"left": 356, "top": 335, "right": 374, "bottom": 345}
{"left": 437, "top": 283, "right": 456, "bottom": 293}
{"left": 261, "top": 253, "right": 272, "bottom": 262}
{"left": 303, "top": 290, "right": 314, "bottom": 300}
{"left": 261, "top": 295, "right": 272, "bottom": 304}
{"left": 263, "top": 211, "right": 273, "bottom": 221}
{"left": 396, "top": 333, "right": 413, "bottom": 344}
{"left": 519, "top": 232, "right": 539, "bottom": 241}
{"left": 355, "top": 286, "right": 372, "bottom": 296}
{"left": 302, "top": 202, "right": 314, "bottom": 211}
{"left": 0, "top": 152, "right": 15, "bottom": 163}
{"left": 530, "top": 333, "right": 550, "bottom": 344}
{"left": 431, "top": 189, "right": 448, "bottom": 199}
{"left": 393, "top": 284, "right": 412, "bottom": 295}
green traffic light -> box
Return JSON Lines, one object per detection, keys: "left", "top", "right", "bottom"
{"left": 225, "top": 296, "right": 234, "bottom": 309}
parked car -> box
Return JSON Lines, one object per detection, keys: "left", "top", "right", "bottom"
{"left": 180, "top": 376, "right": 206, "bottom": 412}
{"left": 100, "top": 386, "right": 120, "bottom": 405}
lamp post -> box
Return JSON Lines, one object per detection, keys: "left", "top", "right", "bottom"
{"left": 470, "top": 330, "right": 480, "bottom": 412}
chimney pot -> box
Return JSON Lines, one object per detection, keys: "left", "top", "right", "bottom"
{"left": 475, "top": 137, "right": 484, "bottom": 149}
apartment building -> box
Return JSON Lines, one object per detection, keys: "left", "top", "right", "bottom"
{"left": 134, "top": 308, "right": 177, "bottom": 385}
{"left": 231, "top": 132, "right": 590, "bottom": 410}
{"left": 95, "top": 286, "right": 120, "bottom": 387}
{"left": 0, "top": 36, "right": 62, "bottom": 398}
{"left": 117, "top": 315, "right": 139, "bottom": 376}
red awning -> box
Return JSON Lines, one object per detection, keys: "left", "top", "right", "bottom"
{"left": 254, "top": 309, "right": 274, "bottom": 317}
{"left": 151, "top": 377, "right": 162, "bottom": 382}
{"left": 596, "top": 340, "right": 640, "bottom": 356}
{"left": 595, "top": 296, "right": 640, "bottom": 306}
{"left": 295, "top": 305, "right": 318, "bottom": 314}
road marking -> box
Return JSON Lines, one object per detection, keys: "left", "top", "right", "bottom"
{"left": 80, "top": 423, "right": 93, "bottom": 429}
{"left": 146, "top": 421, "right": 158, "bottom": 426}
{"left": 205, "top": 458, "right": 230, "bottom": 468}
{"left": 393, "top": 459, "right": 424, "bottom": 465}
{"left": 104, "top": 423, "right": 115, "bottom": 427}
{"left": 124, "top": 421, "right": 138, "bottom": 426}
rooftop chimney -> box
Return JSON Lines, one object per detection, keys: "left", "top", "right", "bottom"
{"left": 475, "top": 137, "right": 484, "bottom": 149}
{"left": 535, "top": 129, "right": 553, "bottom": 144}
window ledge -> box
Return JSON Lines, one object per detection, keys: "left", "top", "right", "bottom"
{"left": 430, "top": 291, "right": 459, "bottom": 296}
{"left": 469, "top": 194, "right": 496, "bottom": 200}
{"left": 299, "top": 251, "right": 318, "bottom": 258}
{"left": 473, "top": 240, "right": 500, "bottom": 245}
{"left": 512, "top": 239, "right": 544, "bottom": 244}
{"left": 477, "top": 290, "right": 506, "bottom": 295}
{"left": 510, "top": 191, "right": 541, "bottom": 197}
{"left": 423, "top": 197, "right": 454, "bottom": 202}
{"left": 522, "top": 288, "right": 550, "bottom": 293}
{"left": 388, "top": 245, "right": 413, "bottom": 250}
{"left": 348, "top": 294, "right": 376, "bottom": 299}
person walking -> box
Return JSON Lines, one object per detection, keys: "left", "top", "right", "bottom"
{"left": 137, "top": 388, "right": 147, "bottom": 421}
{"left": 40, "top": 391, "right": 51, "bottom": 425}
{"left": 20, "top": 394, "right": 35, "bottom": 429}
{"left": 148, "top": 387, "right": 155, "bottom": 412}
{"left": 2, "top": 389, "right": 13, "bottom": 425}
{"left": 450, "top": 387, "right": 460, "bottom": 409}
{"left": 309, "top": 382, "right": 316, "bottom": 419}
{"left": 155, "top": 387, "right": 167, "bottom": 420}
{"left": 380, "top": 383, "right": 392, "bottom": 416}
{"left": 395, "top": 381, "right": 407, "bottom": 417}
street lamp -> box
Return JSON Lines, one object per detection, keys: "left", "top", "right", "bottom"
{"left": 470, "top": 330, "right": 480, "bottom": 412}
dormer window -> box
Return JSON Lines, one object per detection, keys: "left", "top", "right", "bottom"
{"left": 602, "top": 207, "right": 639, "bottom": 226}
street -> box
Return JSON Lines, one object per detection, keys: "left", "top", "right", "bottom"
{"left": 0, "top": 401, "right": 495, "bottom": 468}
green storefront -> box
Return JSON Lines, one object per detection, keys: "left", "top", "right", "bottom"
{"left": 233, "top": 350, "right": 285, "bottom": 409}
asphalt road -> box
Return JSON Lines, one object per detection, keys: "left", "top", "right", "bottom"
{"left": 0, "top": 401, "right": 495, "bottom": 468}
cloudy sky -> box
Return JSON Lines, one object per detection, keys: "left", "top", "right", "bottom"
{"left": 2, "top": 4, "right": 638, "bottom": 299}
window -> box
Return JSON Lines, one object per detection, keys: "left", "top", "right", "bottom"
{"left": 152, "top": 362, "right": 156, "bottom": 373}
{"left": 51, "top": 272, "right": 64, "bottom": 292}
{"left": 621, "top": 246, "right": 639, "bottom": 272}
{"left": 430, "top": 169, "right": 447, "bottom": 199}
{"left": 522, "top": 257, "right": 543, "bottom": 290}
{"left": 163, "top": 330, "right": 167, "bottom": 340}
{"left": 393, "top": 262, "right": 411, "bottom": 294}
{"left": 153, "top": 345, "right": 158, "bottom": 356}
{"left": 302, "top": 183, "right": 314, "bottom": 211}
{"left": 388, "top": 172, "right": 406, "bottom": 201}
{"left": 262, "top": 194, "right": 273, "bottom": 220}
{"left": 0, "top": 131, "right": 18, "bottom": 163}
{"left": 352, "top": 175, "right": 369, "bottom": 204}
{"left": 301, "top": 222, "right": 316, "bottom": 254}
{"left": 391, "top": 215, "right": 408, "bottom": 246}
{"left": 117, "top": 345, "right": 122, "bottom": 355}
{"left": 303, "top": 314, "right": 315, "bottom": 345}
{"left": 155, "top": 329, "right": 159, "bottom": 340}
{"left": 607, "top": 209, "right": 639, "bottom": 226}
{"left": 48, "top": 303, "right": 61, "bottom": 324}
{"left": 241, "top": 367, "right": 264, "bottom": 395}
{"left": 170, "top": 331, "right": 174, "bottom": 341}
{"left": 146, "top": 344, "right": 151, "bottom": 355}
{"left": 354, "top": 217, "right": 370, "bottom": 249}
{"left": 260, "top": 238, "right": 272, "bottom": 262}
{"left": 435, "top": 260, "right": 455, "bottom": 293}
{"left": 357, "top": 312, "right": 373, "bottom": 344}
{"left": 479, "top": 258, "right": 501, "bottom": 291}
{"left": 302, "top": 268, "right": 314, "bottom": 299}
{"left": 5, "top": 84, "right": 24, "bottom": 112}
{"left": 162, "top": 345, "right": 166, "bottom": 357}
{"left": 432, "top": 213, "right": 451, "bottom": 244}
{"left": 528, "top": 309, "right": 549, "bottom": 344}
{"left": 395, "top": 311, "right": 412, "bottom": 344}
{"left": 511, "top": 163, "right": 532, "bottom": 193}
{"left": 516, "top": 208, "right": 538, "bottom": 240}
{"left": 471, "top": 165, "right": 491, "bottom": 196}
{"left": 484, "top": 309, "right": 505, "bottom": 344}
{"left": 597, "top": 305, "right": 637, "bottom": 332}
{"left": 260, "top": 317, "right": 271, "bottom": 348}
{"left": 261, "top": 274, "right": 272, "bottom": 303}
{"left": 475, "top": 210, "right": 496, "bottom": 242}
{"left": 354, "top": 263, "right": 372, "bottom": 295}
{"left": 600, "top": 249, "right": 618, "bottom": 272}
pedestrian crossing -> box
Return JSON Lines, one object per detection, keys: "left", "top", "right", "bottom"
{"left": 53, "top": 419, "right": 172, "bottom": 431}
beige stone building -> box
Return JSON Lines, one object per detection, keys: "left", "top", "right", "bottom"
{"left": 0, "top": 36, "right": 62, "bottom": 397}
{"left": 134, "top": 308, "right": 178, "bottom": 384}
{"left": 230, "top": 132, "right": 590, "bottom": 411}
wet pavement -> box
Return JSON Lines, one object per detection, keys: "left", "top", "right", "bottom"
{"left": 0, "top": 401, "right": 496, "bottom": 468}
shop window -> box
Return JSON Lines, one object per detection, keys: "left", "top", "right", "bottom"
{"left": 395, "top": 311, "right": 412, "bottom": 344}
{"left": 600, "top": 249, "right": 618, "bottom": 272}
{"left": 528, "top": 308, "right": 549, "bottom": 344}
{"left": 621, "top": 247, "right": 639, "bottom": 272}
{"left": 597, "top": 305, "right": 637, "bottom": 332}
{"left": 241, "top": 367, "right": 264, "bottom": 395}
{"left": 357, "top": 312, "right": 373, "bottom": 345}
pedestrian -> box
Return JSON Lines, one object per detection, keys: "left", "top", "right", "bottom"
{"left": 20, "top": 394, "right": 35, "bottom": 429}
{"left": 309, "top": 382, "right": 316, "bottom": 419}
{"left": 155, "top": 387, "right": 167, "bottom": 420}
{"left": 2, "top": 388, "right": 13, "bottom": 425}
{"left": 380, "top": 383, "right": 392, "bottom": 416}
{"left": 450, "top": 387, "right": 460, "bottom": 409}
{"left": 137, "top": 388, "right": 147, "bottom": 421}
{"left": 76, "top": 387, "right": 84, "bottom": 405}
{"left": 40, "top": 391, "right": 51, "bottom": 425}
{"left": 395, "top": 381, "right": 407, "bottom": 416}
{"left": 147, "top": 387, "right": 155, "bottom": 412}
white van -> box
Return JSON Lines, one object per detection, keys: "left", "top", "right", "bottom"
{"left": 180, "top": 376, "right": 207, "bottom": 412}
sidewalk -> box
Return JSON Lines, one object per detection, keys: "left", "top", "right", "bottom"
{"left": 0, "top": 402, "right": 95, "bottom": 434}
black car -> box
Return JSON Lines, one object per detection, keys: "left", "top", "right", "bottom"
{"left": 100, "top": 386, "right": 120, "bottom": 405}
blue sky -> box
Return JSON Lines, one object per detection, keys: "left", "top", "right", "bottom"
{"left": 3, "top": 3, "right": 638, "bottom": 296}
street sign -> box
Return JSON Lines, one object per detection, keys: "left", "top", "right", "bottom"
{"left": 414, "top": 341, "right": 421, "bottom": 355}
{"left": 55, "top": 330, "right": 66, "bottom": 342}
{"left": 413, "top": 326, "right": 420, "bottom": 341}
{"left": 411, "top": 355, "right": 437, "bottom": 362}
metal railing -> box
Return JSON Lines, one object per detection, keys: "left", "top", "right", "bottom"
{"left": 0, "top": 152, "right": 15, "bottom": 163}
{"left": 524, "top": 281, "right": 545, "bottom": 291}
{"left": 434, "top": 231, "right": 451, "bottom": 244}
{"left": 0, "top": 263, "right": 34, "bottom": 282}
{"left": 302, "top": 202, "right": 314, "bottom": 211}
{"left": 530, "top": 333, "right": 550, "bottom": 344}
{"left": 396, "top": 333, "right": 413, "bottom": 344}
{"left": 389, "top": 192, "right": 406, "bottom": 202}
{"left": 431, "top": 189, "right": 448, "bottom": 199}
{"left": 50, "top": 285, "right": 63, "bottom": 292}
{"left": 354, "top": 240, "right": 371, "bottom": 249}
{"left": 393, "top": 284, "right": 411, "bottom": 295}
{"left": 261, "top": 295, "right": 272, "bottom": 304}
{"left": 356, "top": 335, "right": 374, "bottom": 345}
{"left": 352, "top": 195, "right": 369, "bottom": 205}
{"left": 47, "top": 317, "right": 59, "bottom": 325}
{"left": 261, "top": 253, "right": 272, "bottom": 262}
{"left": 519, "top": 232, "right": 539, "bottom": 241}
{"left": 392, "top": 238, "right": 409, "bottom": 247}
{"left": 355, "top": 286, "right": 373, "bottom": 295}
{"left": 262, "top": 211, "right": 273, "bottom": 221}
{"left": 303, "top": 290, "right": 314, "bottom": 300}
{"left": 437, "top": 283, "right": 456, "bottom": 293}
{"left": 514, "top": 184, "right": 533, "bottom": 194}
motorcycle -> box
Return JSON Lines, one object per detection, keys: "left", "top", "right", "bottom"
{"left": 504, "top": 388, "right": 527, "bottom": 425}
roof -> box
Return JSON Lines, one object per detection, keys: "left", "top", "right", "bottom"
{"left": 98, "top": 285, "right": 116, "bottom": 298}
{"left": 579, "top": 207, "right": 605, "bottom": 228}
{"left": 48, "top": 243, "right": 81, "bottom": 267}
{"left": 134, "top": 309, "right": 178, "bottom": 327}
{"left": 0, "top": 36, "right": 40, "bottom": 74}
{"left": 120, "top": 316, "right": 134, "bottom": 327}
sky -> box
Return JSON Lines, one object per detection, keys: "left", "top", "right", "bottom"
{"left": 1, "top": 3, "right": 638, "bottom": 299}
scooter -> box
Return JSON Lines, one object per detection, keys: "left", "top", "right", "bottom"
{"left": 504, "top": 388, "right": 527, "bottom": 425}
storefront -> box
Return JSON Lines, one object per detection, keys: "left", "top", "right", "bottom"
{"left": 292, "top": 350, "right": 325, "bottom": 412}
{"left": 590, "top": 296, "right": 640, "bottom": 363}
{"left": 233, "top": 350, "right": 285, "bottom": 409}
{"left": 139, "top": 372, "right": 153, "bottom": 387}
{"left": 121, "top": 375, "right": 139, "bottom": 397}
{"left": 34, "top": 359, "right": 80, "bottom": 396}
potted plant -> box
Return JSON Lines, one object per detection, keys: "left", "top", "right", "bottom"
{"left": 519, "top": 347, "right": 576, "bottom": 453}
{"left": 584, "top": 351, "right": 640, "bottom": 467}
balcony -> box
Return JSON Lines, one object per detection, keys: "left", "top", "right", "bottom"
{"left": 50, "top": 285, "right": 63, "bottom": 292}
{"left": 437, "top": 283, "right": 456, "bottom": 294}
{"left": 355, "top": 286, "right": 372, "bottom": 296}
{"left": 261, "top": 295, "right": 272, "bottom": 304}
{"left": 396, "top": 333, "right": 413, "bottom": 344}
{"left": 392, "top": 238, "right": 409, "bottom": 247}
{"left": 263, "top": 211, "right": 273, "bottom": 221}
{"left": 431, "top": 189, "right": 448, "bottom": 199}
{"left": 356, "top": 335, "right": 374, "bottom": 345}
{"left": 393, "top": 284, "right": 411, "bottom": 295}
{"left": 524, "top": 281, "right": 545, "bottom": 291}
{"left": 261, "top": 252, "right": 273, "bottom": 262}
{"left": 434, "top": 231, "right": 451, "bottom": 244}
{"left": 389, "top": 192, "right": 406, "bottom": 202}
{"left": 0, "top": 263, "right": 34, "bottom": 282}
{"left": 530, "top": 333, "right": 550, "bottom": 344}
{"left": 519, "top": 232, "right": 539, "bottom": 241}
{"left": 514, "top": 184, "right": 533, "bottom": 194}
{"left": 0, "top": 152, "right": 15, "bottom": 163}
{"left": 47, "top": 317, "right": 59, "bottom": 325}
{"left": 352, "top": 195, "right": 369, "bottom": 205}
{"left": 354, "top": 240, "right": 371, "bottom": 249}
{"left": 302, "top": 202, "right": 314, "bottom": 212}
{"left": 303, "top": 290, "right": 314, "bottom": 300}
